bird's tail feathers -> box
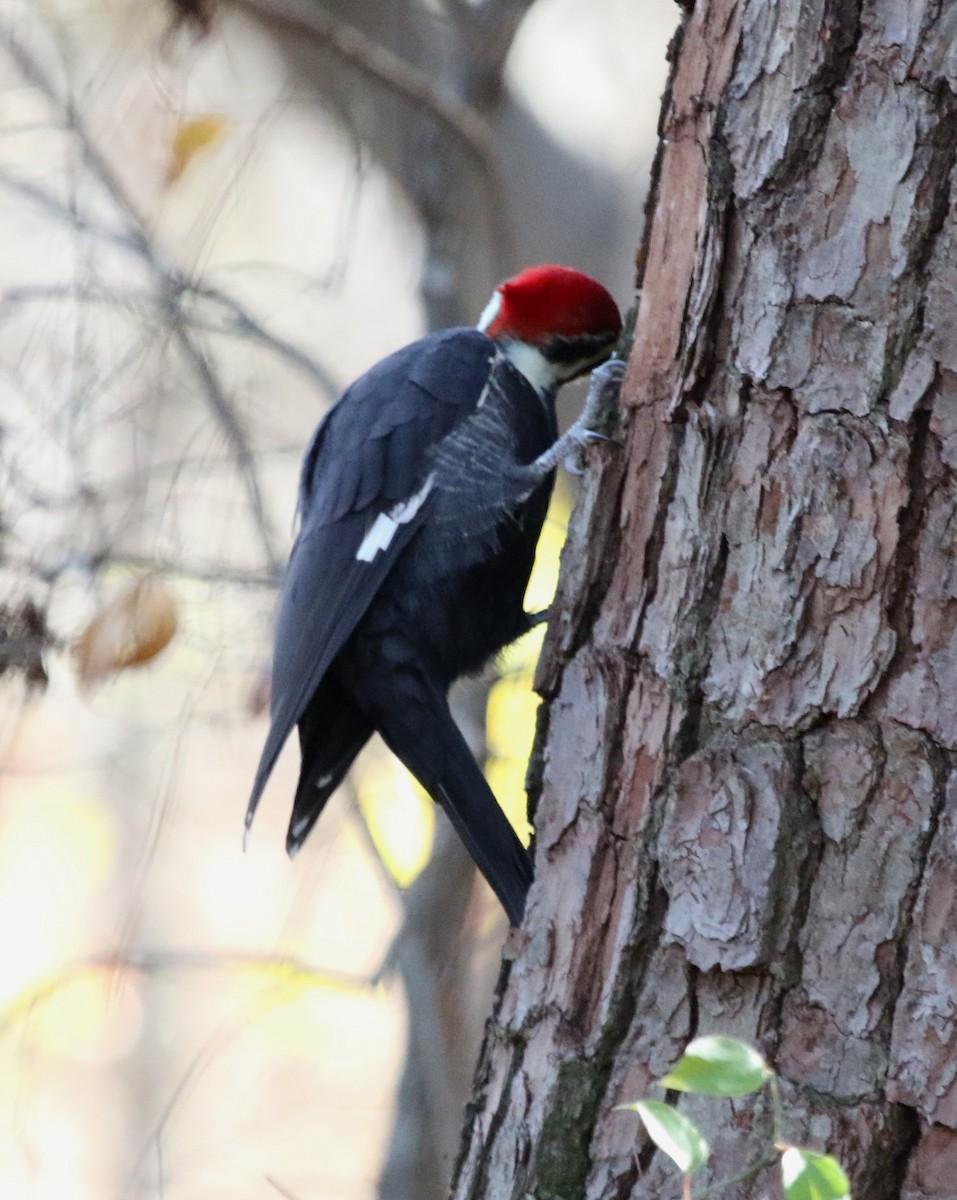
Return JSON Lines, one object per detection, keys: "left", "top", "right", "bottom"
{"left": 287, "top": 686, "right": 372, "bottom": 856}
{"left": 375, "top": 687, "right": 533, "bottom": 925}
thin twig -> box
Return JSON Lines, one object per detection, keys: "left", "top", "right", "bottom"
{"left": 345, "top": 777, "right": 405, "bottom": 904}
{"left": 169, "top": 319, "right": 285, "bottom": 576}
{"left": 0, "top": 19, "right": 336, "bottom": 577}
{"left": 225, "top": 0, "right": 502, "bottom": 180}
{"left": 0, "top": 277, "right": 340, "bottom": 399}
{"left": 187, "top": 280, "right": 339, "bottom": 396}
{"left": 0, "top": 25, "right": 151, "bottom": 254}
{"left": 91, "top": 551, "right": 280, "bottom": 588}
{"left": 0, "top": 170, "right": 135, "bottom": 253}
{"left": 0, "top": 282, "right": 149, "bottom": 312}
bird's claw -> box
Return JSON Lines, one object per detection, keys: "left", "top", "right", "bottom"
{"left": 592, "top": 356, "right": 627, "bottom": 389}
{"left": 563, "top": 430, "right": 608, "bottom": 474}
{"left": 577, "top": 356, "right": 625, "bottom": 433}
{"left": 559, "top": 358, "right": 625, "bottom": 471}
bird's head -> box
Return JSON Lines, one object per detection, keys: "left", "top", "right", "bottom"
{"left": 477, "top": 264, "right": 622, "bottom": 391}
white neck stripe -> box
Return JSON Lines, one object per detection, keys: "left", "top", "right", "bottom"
{"left": 500, "top": 339, "right": 558, "bottom": 393}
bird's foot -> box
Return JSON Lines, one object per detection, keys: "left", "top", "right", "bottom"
{"left": 525, "top": 607, "right": 551, "bottom": 630}
{"left": 563, "top": 429, "right": 614, "bottom": 475}
{"left": 530, "top": 357, "right": 626, "bottom": 481}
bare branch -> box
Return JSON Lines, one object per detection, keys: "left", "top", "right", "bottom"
{"left": 0, "top": 278, "right": 339, "bottom": 400}
{"left": 0, "top": 169, "right": 137, "bottom": 253}
{"left": 0, "top": 23, "right": 152, "bottom": 254}
{"left": 170, "top": 321, "right": 285, "bottom": 576}
{"left": 222, "top": 0, "right": 502, "bottom": 178}
{"left": 346, "top": 779, "right": 405, "bottom": 903}
{"left": 0, "top": 16, "right": 337, "bottom": 579}
{"left": 6, "top": 548, "right": 277, "bottom": 591}
{"left": 186, "top": 280, "right": 339, "bottom": 397}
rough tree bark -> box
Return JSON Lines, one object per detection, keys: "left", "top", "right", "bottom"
{"left": 451, "top": 3, "right": 957, "bottom": 1198}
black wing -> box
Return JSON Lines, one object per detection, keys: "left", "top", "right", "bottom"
{"left": 245, "top": 327, "right": 497, "bottom": 832}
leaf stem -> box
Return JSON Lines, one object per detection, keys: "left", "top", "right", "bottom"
{"left": 691, "top": 1155, "right": 779, "bottom": 1199}
{"left": 768, "top": 1073, "right": 784, "bottom": 1147}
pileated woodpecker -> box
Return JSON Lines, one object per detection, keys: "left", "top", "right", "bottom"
{"left": 246, "top": 265, "right": 622, "bottom": 925}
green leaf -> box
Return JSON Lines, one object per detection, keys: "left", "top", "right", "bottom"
{"left": 618, "top": 1100, "right": 709, "bottom": 1174}
{"left": 660, "top": 1036, "right": 769, "bottom": 1097}
{"left": 781, "top": 1147, "right": 851, "bottom": 1200}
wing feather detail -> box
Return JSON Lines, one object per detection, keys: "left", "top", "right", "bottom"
{"left": 246, "top": 328, "right": 497, "bottom": 831}
{"left": 427, "top": 354, "right": 555, "bottom": 545}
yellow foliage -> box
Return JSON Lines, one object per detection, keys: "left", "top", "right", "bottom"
{"left": 523, "top": 482, "right": 571, "bottom": 614}
{"left": 165, "top": 114, "right": 229, "bottom": 185}
{"left": 484, "top": 484, "right": 572, "bottom": 843}
{"left": 28, "top": 970, "right": 143, "bottom": 1062}
{"left": 354, "top": 756, "right": 435, "bottom": 888}
{"left": 0, "top": 790, "right": 115, "bottom": 1014}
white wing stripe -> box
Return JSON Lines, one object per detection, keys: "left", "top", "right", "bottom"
{"left": 356, "top": 512, "right": 398, "bottom": 562}
{"left": 355, "top": 474, "right": 434, "bottom": 562}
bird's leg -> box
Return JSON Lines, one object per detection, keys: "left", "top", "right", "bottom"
{"left": 525, "top": 357, "right": 625, "bottom": 484}
{"left": 514, "top": 360, "right": 625, "bottom": 631}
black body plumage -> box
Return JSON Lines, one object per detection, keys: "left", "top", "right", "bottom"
{"left": 246, "top": 327, "right": 560, "bottom": 925}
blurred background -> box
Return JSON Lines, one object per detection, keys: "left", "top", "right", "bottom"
{"left": 0, "top": 0, "right": 676, "bottom": 1196}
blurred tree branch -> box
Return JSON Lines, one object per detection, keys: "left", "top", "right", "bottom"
{"left": 0, "top": 948, "right": 372, "bottom": 1037}
{"left": 0, "top": 16, "right": 342, "bottom": 585}
{"left": 221, "top": 0, "right": 504, "bottom": 177}
{"left": 200, "top": 0, "right": 537, "bottom": 322}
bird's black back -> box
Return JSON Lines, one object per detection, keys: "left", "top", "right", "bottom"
{"left": 248, "top": 326, "right": 559, "bottom": 923}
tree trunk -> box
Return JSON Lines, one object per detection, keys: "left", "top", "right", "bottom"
{"left": 451, "top": 3, "right": 957, "bottom": 1198}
